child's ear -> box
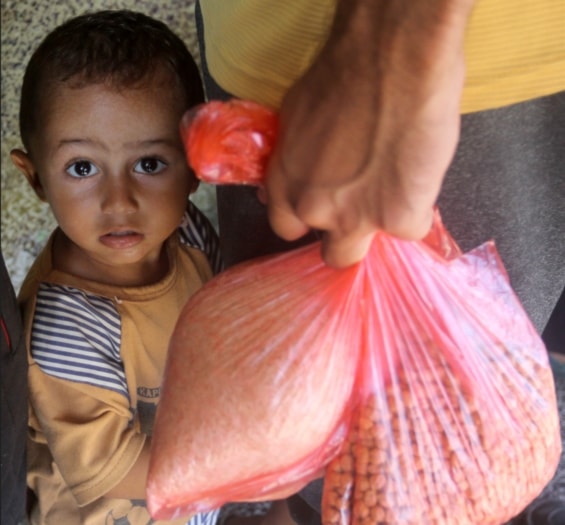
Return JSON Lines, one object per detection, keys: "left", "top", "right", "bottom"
{"left": 188, "top": 170, "right": 200, "bottom": 194}
{"left": 10, "top": 149, "right": 46, "bottom": 201}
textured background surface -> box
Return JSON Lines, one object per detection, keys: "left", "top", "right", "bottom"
{"left": 1, "top": 0, "right": 218, "bottom": 292}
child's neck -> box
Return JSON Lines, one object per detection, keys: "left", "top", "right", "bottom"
{"left": 52, "top": 229, "right": 171, "bottom": 287}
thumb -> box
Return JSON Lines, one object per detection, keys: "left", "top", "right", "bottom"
{"left": 320, "top": 228, "right": 375, "bottom": 268}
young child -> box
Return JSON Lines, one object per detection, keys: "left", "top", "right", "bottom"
{"left": 11, "top": 10, "right": 223, "bottom": 525}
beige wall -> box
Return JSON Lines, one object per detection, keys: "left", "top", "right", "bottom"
{"left": 1, "top": 0, "right": 217, "bottom": 291}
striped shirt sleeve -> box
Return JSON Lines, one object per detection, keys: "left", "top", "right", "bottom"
{"left": 179, "top": 200, "right": 223, "bottom": 274}
{"left": 30, "top": 283, "right": 128, "bottom": 399}
{"left": 187, "top": 509, "right": 221, "bottom": 525}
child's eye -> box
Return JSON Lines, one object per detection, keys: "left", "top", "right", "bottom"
{"left": 134, "top": 158, "right": 167, "bottom": 175}
{"left": 66, "top": 161, "right": 99, "bottom": 178}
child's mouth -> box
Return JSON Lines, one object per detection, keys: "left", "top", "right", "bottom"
{"left": 100, "top": 230, "right": 144, "bottom": 248}
{"left": 108, "top": 230, "right": 136, "bottom": 236}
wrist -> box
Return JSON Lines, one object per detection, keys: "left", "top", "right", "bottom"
{"left": 326, "top": 0, "right": 476, "bottom": 73}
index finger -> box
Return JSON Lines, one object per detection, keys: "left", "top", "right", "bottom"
{"left": 320, "top": 228, "right": 376, "bottom": 268}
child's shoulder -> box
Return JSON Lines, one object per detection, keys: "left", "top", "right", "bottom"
{"left": 29, "top": 282, "right": 127, "bottom": 396}
{"left": 18, "top": 231, "right": 58, "bottom": 305}
{"left": 34, "top": 282, "right": 119, "bottom": 324}
{"left": 177, "top": 200, "right": 222, "bottom": 275}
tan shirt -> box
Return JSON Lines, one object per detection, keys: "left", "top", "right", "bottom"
{"left": 19, "top": 225, "right": 216, "bottom": 524}
{"left": 200, "top": 0, "right": 565, "bottom": 113}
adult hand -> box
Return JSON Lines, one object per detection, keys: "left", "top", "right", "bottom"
{"left": 265, "top": 0, "right": 475, "bottom": 267}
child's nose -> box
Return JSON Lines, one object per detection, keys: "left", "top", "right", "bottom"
{"left": 100, "top": 174, "right": 138, "bottom": 214}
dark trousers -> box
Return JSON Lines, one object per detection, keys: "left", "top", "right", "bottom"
{"left": 1, "top": 252, "right": 28, "bottom": 525}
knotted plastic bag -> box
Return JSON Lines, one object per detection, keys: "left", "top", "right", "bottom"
{"left": 147, "top": 100, "right": 561, "bottom": 524}
{"left": 182, "top": 99, "right": 277, "bottom": 186}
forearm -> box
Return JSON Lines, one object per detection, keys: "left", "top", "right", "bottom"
{"left": 103, "top": 438, "right": 151, "bottom": 500}
{"left": 326, "top": 0, "right": 477, "bottom": 90}
{"left": 330, "top": 0, "right": 476, "bottom": 48}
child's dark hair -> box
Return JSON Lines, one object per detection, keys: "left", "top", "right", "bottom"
{"left": 19, "top": 9, "right": 204, "bottom": 152}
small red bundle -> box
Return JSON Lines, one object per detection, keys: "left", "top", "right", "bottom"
{"left": 180, "top": 99, "right": 277, "bottom": 186}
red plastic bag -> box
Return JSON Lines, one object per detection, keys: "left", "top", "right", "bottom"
{"left": 321, "top": 236, "right": 561, "bottom": 525}
{"left": 147, "top": 100, "right": 561, "bottom": 524}
{"left": 147, "top": 242, "right": 365, "bottom": 519}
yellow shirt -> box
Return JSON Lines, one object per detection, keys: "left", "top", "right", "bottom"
{"left": 200, "top": 0, "right": 565, "bottom": 113}
{"left": 19, "top": 213, "right": 217, "bottom": 525}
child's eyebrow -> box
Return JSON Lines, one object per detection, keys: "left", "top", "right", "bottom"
{"left": 123, "top": 139, "right": 179, "bottom": 149}
{"left": 56, "top": 138, "right": 99, "bottom": 149}
{"left": 55, "top": 138, "right": 179, "bottom": 150}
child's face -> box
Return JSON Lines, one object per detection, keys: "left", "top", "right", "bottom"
{"left": 12, "top": 73, "right": 196, "bottom": 285}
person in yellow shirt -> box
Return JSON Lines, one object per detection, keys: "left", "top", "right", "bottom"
{"left": 195, "top": 1, "right": 564, "bottom": 523}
